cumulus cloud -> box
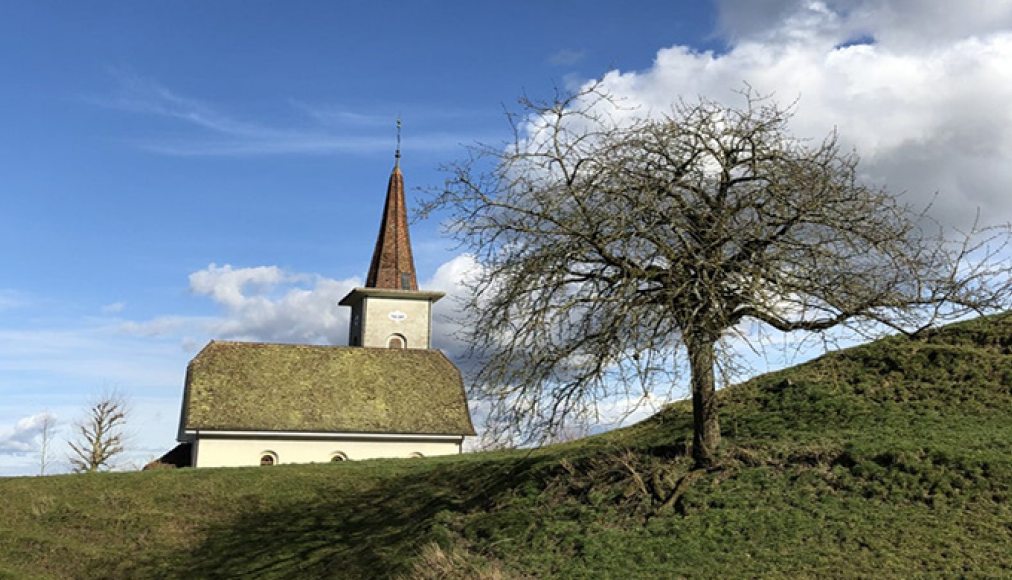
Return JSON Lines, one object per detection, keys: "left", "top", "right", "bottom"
{"left": 115, "top": 256, "right": 483, "bottom": 352}
{"left": 187, "top": 256, "right": 482, "bottom": 350}
{"left": 188, "top": 264, "right": 293, "bottom": 308}
{"left": 0, "top": 412, "right": 56, "bottom": 454}
{"left": 186, "top": 263, "right": 359, "bottom": 344}
{"left": 563, "top": 0, "right": 1012, "bottom": 229}
{"left": 716, "top": 1, "right": 1012, "bottom": 48}
{"left": 425, "top": 254, "right": 483, "bottom": 358}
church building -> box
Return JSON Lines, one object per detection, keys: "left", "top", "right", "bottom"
{"left": 163, "top": 151, "right": 475, "bottom": 469}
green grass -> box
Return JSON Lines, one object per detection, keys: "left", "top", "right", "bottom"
{"left": 3, "top": 314, "right": 1012, "bottom": 578}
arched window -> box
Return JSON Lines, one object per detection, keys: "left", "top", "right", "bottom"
{"left": 259, "top": 451, "right": 278, "bottom": 466}
{"left": 388, "top": 334, "right": 406, "bottom": 349}
{"left": 331, "top": 452, "right": 348, "bottom": 462}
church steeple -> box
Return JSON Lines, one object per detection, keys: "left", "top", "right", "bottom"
{"left": 365, "top": 121, "right": 417, "bottom": 291}
{"left": 340, "top": 122, "right": 443, "bottom": 349}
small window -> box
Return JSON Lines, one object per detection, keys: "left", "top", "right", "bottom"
{"left": 331, "top": 452, "right": 348, "bottom": 462}
{"left": 388, "top": 334, "right": 406, "bottom": 349}
{"left": 409, "top": 452, "right": 424, "bottom": 459}
{"left": 260, "top": 452, "right": 277, "bottom": 466}
{"left": 401, "top": 272, "right": 411, "bottom": 289}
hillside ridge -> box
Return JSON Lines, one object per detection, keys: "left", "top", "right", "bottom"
{"left": 2, "top": 314, "right": 1010, "bottom": 578}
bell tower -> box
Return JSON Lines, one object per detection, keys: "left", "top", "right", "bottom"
{"left": 339, "top": 123, "right": 443, "bottom": 349}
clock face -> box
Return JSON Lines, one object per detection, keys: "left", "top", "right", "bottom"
{"left": 388, "top": 310, "right": 407, "bottom": 322}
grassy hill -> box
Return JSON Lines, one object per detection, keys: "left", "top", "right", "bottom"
{"left": 2, "top": 314, "right": 1012, "bottom": 578}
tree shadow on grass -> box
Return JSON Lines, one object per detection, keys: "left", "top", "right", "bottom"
{"left": 125, "top": 455, "right": 545, "bottom": 579}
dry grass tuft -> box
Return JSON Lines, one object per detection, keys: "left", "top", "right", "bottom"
{"left": 402, "top": 542, "right": 521, "bottom": 580}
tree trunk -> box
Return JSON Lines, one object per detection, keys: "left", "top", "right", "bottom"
{"left": 686, "top": 335, "right": 720, "bottom": 466}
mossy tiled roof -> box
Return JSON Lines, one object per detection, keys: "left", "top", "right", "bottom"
{"left": 181, "top": 341, "right": 475, "bottom": 436}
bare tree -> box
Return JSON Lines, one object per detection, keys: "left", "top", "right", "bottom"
{"left": 38, "top": 412, "right": 57, "bottom": 476}
{"left": 426, "top": 87, "right": 1012, "bottom": 466}
{"left": 68, "top": 394, "right": 128, "bottom": 473}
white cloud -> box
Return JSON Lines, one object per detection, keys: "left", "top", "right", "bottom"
{"left": 119, "top": 316, "right": 196, "bottom": 338}
{"left": 94, "top": 71, "right": 485, "bottom": 157}
{"left": 0, "top": 289, "right": 28, "bottom": 311}
{"left": 548, "top": 48, "right": 586, "bottom": 66}
{"left": 592, "top": 392, "right": 670, "bottom": 431}
{"left": 188, "top": 264, "right": 293, "bottom": 309}
{"left": 114, "top": 265, "right": 346, "bottom": 345}
{"left": 716, "top": 1, "right": 1012, "bottom": 48}
{"left": 562, "top": 0, "right": 1012, "bottom": 229}
{"left": 100, "top": 302, "right": 126, "bottom": 314}
{"left": 205, "top": 277, "right": 356, "bottom": 344}
{"left": 0, "top": 328, "right": 183, "bottom": 390}
{"left": 290, "top": 101, "right": 487, "bottom": 127}
{"left": 0, "top": 411, "right": 57, "bottom": 454}
{"left": 424, "top": 254, "right": 482, "bottom": 358}
{"left": 112, "top": 256, "right": 483, "bottom": 353}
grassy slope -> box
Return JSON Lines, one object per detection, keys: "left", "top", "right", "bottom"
{"left": 2, "top": 315, "right": 1011, "bottom": 578}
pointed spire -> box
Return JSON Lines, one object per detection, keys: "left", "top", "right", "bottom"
{"left": 365, "top": 120, "right": 418, "bottom": 290}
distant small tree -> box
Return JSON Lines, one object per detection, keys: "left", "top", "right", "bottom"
{"left": 68, "top": 394, "right": 128, "bottom": 473}
{"left": 37, "top": 412, "right": 57, "bottom": 476}
{"left": 426, "top": 86, "right": 1012, "bottom": 466}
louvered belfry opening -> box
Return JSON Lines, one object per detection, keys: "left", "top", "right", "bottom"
{"left": 365, "top": 164, "right": 418, "bottom": 291}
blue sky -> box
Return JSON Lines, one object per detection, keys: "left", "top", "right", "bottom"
{"left": 4, "top": 1, "right": 1012, "bottom": 475}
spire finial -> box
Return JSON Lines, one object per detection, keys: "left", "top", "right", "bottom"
{"left": 395, "top": 116, "right": 402, "bottom": 167}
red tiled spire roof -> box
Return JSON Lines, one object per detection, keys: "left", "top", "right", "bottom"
{"left": 365, "top": 160, "right": 418, "bottom": 290}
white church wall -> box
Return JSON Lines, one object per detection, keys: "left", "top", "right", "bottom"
{"left": 361, "top": 296, "right": 432, "bottom": 349}
{"left": 193, "top": 435, "right": 460, "bottom": 468}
